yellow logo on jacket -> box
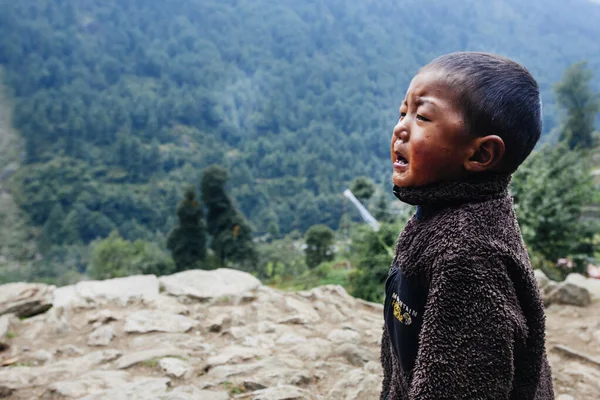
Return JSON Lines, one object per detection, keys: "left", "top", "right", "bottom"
{"left": 391, "top": 292, "right": 417, "bottom": 325}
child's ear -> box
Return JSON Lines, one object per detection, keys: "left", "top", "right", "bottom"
{"left": 464, "top": 135, "right": 505, "bottom": 172}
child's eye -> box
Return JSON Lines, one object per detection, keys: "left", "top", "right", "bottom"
{"left": 416, "top": 114, "right": 430, "bottom": 122}
{"left": 399, "top": 112, "right": 406, "bottom": 120}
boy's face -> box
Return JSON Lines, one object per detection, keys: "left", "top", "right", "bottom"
{"left": 391, "top": 68, "right": 474, "bottom": 187}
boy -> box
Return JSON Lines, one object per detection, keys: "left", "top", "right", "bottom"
{"left": 380, "top": 52, "right": 554, "bottom": 399}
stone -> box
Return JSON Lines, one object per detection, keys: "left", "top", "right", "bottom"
{"left": 0, "top": 386, "right": 14, "bottom": 398}
{"left": 552, "top": 344, "right": 600, "bottom": 367}
{"left": 206, "top": 345, "right": 269, "bottom": 368}
{"left": 289, "top": 370, "right": 313, "bottom": 385}
{"left": 116, "top": 347, "right": 187, "bottom": 369}
{"left": 80, "top": 377, "right": 171, "bottom": 400}
{"left": 335, "top": 343, "right": 375, "bottom": 366}
{"left": 204, "top": 362, "right": 263, "bottom": 382}
{"left": 159, "top": 357, "right": 193, "bottom": 378}
{"left": 80, "top": 349, "right": 123, "bottom": 365}
{"left": 56, "top": 344, "right": 84, "bottom": 357}
{"left": 534, "top": 269, "right": 550, "bottom": 290}
{"left": 88, "top": 324, "right": 115, "bottom": 346}
{"left": 30, "top": 349, "right": 54, "bottom": 364}
{"left": 0, "top": 282, "right": 54, "bottom": 318}
{"left": 44, "top": 370, "right": 130, "bottom": 398}
{"left": 159, "top": 386, "right": 230, "bottom": 400}
{"left": 148, "top": 294, "right": 190, "bottom": 315}
{"left": 282, "top": 296, "right": 320, "bottom": 323}
{"left": 326, "top": 367, "right": 381, "bottom": 400}
{"left": 257, "top": 321, "right": 277, "bottom": 333}
{"left": 230, "top": 355, "right": 306, "bottom": 390}
{"left": 243, "top": 334, "right": 276, "bottom": 349}
{"left": 276, "top": 333, "right": 307, "bottom": 345}
{"left": 230, "top": 326, "right": 251, "bottom": 339}
{"left": 87, "top": 309, "right": 118, "bottom": 325}
{"left": 35, "top": 307, "right": 71, "bottom": 336}
{"left": 207, "top": 314, "right": 231, "bottom": 333}
{"left": 0, "top": 366, "right": 34, "bottom": 391}
{"left": 545, "top": 282, "right": 591, "bottom": 307}
{"left": 124, "top": 310, "right": 196, "bottom": 333}
{"left": 290, "top": 338, "right": 332, "bottom": 361}
{"left": 1, "top": 349, "right": 122, "bottom": 390}
{"left": 556, "top": 395, "right": 575, "bottom": 400}
{"left": 53, "top": 275, "right": 159, "bottom": 308}
{"left": 244, "top": 381, "right": 267, "bottom": 391}
{"left": 0, "top": 314, "right": 11, "bottom": 338}
{"left": 565, "top": 273, "right": 600, "bottom": 302}
{"left": 593, "top": 329, "right": 600, "bottom": 345}
{"left": 364, "top": 360, "right": 382, "bottom": 374}
{"left": 278, "top": 315, "right": 312, "bottom": 325}
{"left": 241, "top": 385, "right": 313, "bottom": 400}
{"left": 327, "top": 328, "right": 361, "bottom": 344}
{"left": 159, "top": 268, "right": 261, "bottom": 301}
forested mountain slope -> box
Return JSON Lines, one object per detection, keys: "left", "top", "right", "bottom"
{"left": 0, "top": 0, "right": 599, "bottom": 247}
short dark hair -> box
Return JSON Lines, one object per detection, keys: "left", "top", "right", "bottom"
{"left": 424, "top": 52, "right": 542, "bottom": 172}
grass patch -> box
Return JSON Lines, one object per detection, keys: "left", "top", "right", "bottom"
{"left": 223, "top": 381, "right": 246, "bottom": 395}
{"left": 142, "top": 358, "right": 160, "bottom": 368}
{"left": 9, "top": 361, "right": 33, "bottom": 367}
{"left": 269, "top": 260, "right": 353, "bottom": 292}
{"left": 5, "top": 331, "right": 16, "bottom": 339}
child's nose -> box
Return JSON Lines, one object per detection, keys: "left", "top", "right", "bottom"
{"left": 393, "top": 122, "right": 409, "bottom": 142}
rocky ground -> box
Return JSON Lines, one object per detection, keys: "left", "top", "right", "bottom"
{"left": 0, "top": 268, "right": 599, "bottom": 400}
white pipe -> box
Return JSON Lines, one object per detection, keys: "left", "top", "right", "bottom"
{"left": 343, "top": 189, "right": 381, "bottom": 232}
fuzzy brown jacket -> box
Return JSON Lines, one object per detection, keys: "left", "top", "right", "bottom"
{"left": 380, "top": 174, "right": 554, "bottom": 400}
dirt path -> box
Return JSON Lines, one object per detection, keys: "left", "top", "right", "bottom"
{"left": 545, "top": 303, "right": 600, "bottom": 399}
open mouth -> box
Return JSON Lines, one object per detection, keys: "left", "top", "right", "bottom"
{"left": 394, "top": 152, "right": 408, "bottom": 167}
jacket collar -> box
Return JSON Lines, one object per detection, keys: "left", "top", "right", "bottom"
{"left": 392, "top": 173, "right": 511, "bottom": 207}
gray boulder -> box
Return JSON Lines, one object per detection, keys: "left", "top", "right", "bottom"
{"left": 159, "top": 357, "right": 193, "bottom": 379}
{"left": 44, "top": 370, "right": 130, "bottom": 398}
{"left": 158, "top": 386, "right": 229, "bottom": 400}
{"left": 0, "top": 282, "right": 54, "bottom": 318}
{"left": 159, "top": 268, "right": 261, "bottom": 301}
{"left": 116, "top": 347, "right": 187, "bottom": 369}
{"left": 545, "top": 282, "right": 591, "bottom": 307}
{"left": 80, "top": 377, "right": 171, "bottom": 400}
{"left": 326, "top": 367, "right": 381, "bottom": 400}
{"left": 241, "top": 385, "right": 313, "bottom": 400}
{"left": 53, "top": 275, "right": 159, "bottom": 308}
{"left": 565, "top": 273, "right": 600, "bottom": 302}
{"left": 88, "top": 325, "right": 115, "bottom": 347}
{"left": 124, "top": 310, "right": 196, "bottom": 334}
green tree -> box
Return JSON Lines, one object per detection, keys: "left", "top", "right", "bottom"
{"left": 512, "top": 143, "right": 596, "bottom": 264}
{"left": 166, "top": 186, "right": 207, "bottom": 271}
{"left": 256, "top": 236, "right": 307, "bottom": 282}
{"left": 554, "top": 61, "right": 600, "bottom": 149}
{"left": 39, "top": 203, "right": 66, "bottom": 249}
{"left": 304, "top": 224, "right": 335, "bottom": 269}
{"left": 201, "top": 165, "right": 257, "bottom": 269}
{"left": 372, "top": 193, "right": 399, "bottom": 224}
{"left": 348, "top": 223, "right": 398, "bottom": 302}
{"left": 350, "top": 176, "right": 376, "bottom": 203}
{"left": 89, "top": 231, "right": 174, "bottom": 279}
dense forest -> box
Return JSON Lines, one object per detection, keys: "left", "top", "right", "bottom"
{"left": 0, "top": 0, "right": 599, "bottom": 287}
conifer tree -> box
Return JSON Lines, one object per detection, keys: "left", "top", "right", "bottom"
{"left": 201, "top": 165, "right": 257, "bottom": 269}
{"left": 39, "top": 203, "right": 66, "bottom": 250}
{"left": 304, "top": 224, "right": 335, "bottom": 269}
{"left": 554, "top": 61, "right": 600, "bottom": 149}
{"left": 373, "top": 193, "right": 393, "bottom": 223}
{"left": 350, "top": 176, "right": 376, "bottom": 203}
{"left": 166, "top": 186, "right": 207, "bottom": 270}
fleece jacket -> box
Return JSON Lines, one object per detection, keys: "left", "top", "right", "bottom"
{"left": 380, "top": 174, "right": 554, "bottom": 400}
